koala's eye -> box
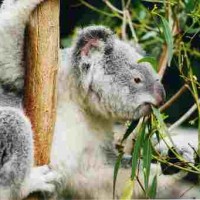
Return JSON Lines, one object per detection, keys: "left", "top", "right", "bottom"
{"left": 134, "top": 77, "right": 141, "bottom": 84}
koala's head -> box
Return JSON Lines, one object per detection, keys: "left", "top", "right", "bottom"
{"left": 71, "top": 26, "right": 165, "bottom": 121}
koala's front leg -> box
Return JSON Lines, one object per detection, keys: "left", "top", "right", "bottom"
{"left": 21, "top": 165, "right": 57, "bottom": 199}
{"left": 0, "top": 107, "right": 33, "bottom": 200}
{"left": 0, "top": 108, "right": 57, "bottom": 200}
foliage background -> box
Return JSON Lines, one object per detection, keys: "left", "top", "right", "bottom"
{"left": 60, "top": 0, "right": 200, "bottom": 128}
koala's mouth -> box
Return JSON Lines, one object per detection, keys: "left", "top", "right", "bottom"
{"left": 133, "top": 103, "right": 152, "bottom": 119}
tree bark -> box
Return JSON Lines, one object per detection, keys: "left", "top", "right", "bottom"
{"left": 24, "top": 2, "right": 59, "bottom": 199}
{"left": 24, "top": 0, "right": 59, "bottom": 166}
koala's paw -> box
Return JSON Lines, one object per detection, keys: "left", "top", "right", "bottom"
{"left": 28, "top": 165, "right": 58, "bottom": 194}
{"left": 155, "top": 135, "right": 196, "bottom": 175}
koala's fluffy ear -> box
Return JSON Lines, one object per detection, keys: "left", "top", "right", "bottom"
{"left": 72, "top": 26, "right": 114, "bottom": 63}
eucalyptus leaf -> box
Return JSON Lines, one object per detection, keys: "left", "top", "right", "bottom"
{"left": 138, "top": 56, "right": 158, "bottom": 71}
{"left": 121, "top": 120, "right": 139, "bottom": 143}
{"left": 148, "top": 175, "right": 157, "bottom": 198}
{"left": 120, "top": 179, "right": 134, "bottom": 200}
{"left": 143, "top": 135, "right": 152, "bottom": 191}
{"left": 113, "top": 152, "right": 124, "bottom": 198}
{"left": 131, "top": 123, "right": 146, "bottom": 179}
{"left": 160, "top": 16, "right": 173, "bottom": 66}
{"left": 151, "top": 107, "right": 175, "bottom": 151}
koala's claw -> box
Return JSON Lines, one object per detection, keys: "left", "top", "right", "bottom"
{"left": 175, "top": 147, "right": 195, "bottom": 164}
{"left": 35, "top": 165, "right": 51, "bottom": 175}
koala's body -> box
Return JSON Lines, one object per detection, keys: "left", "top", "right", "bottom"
{"left": 0, "top": 0, "right": 199, "bottom": 199}
{"left": 49, "top": 24, "right": 166, "bottom": 198}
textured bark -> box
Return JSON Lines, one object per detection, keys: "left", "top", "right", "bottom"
{"left": 24, "top": 0, "right": 59, "bottom": 167}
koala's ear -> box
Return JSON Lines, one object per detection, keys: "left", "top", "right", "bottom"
{"left": 72, "top": 26, "right": 114, "bottom": 62}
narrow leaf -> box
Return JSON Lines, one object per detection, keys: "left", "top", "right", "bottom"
{"left": 143, "top": 135, "right": 152, "bottom": 191}
{"left": 160, "top": 16, "right": 173, "bottom": 65}
{"left": 152, "top": 106, "right": 175, "bottom": 146}
{"left": 121, "top": 120, "right": 139, "bottom": 143}
{"left": 120, "top": 179, "right": 134, "bottom": 200}
{"left": 138, "top": 56, "right": 158, "bottom": 71}
{"left": 152, "top": 107, "right": 167, "bottom": 131}
{"left": 148, "top": 175, "right": 157, "bottom": 198}
{"left": 131, "top": 124, "right": 146, "bottom": 179}
{"left": 113, "top": 152, "right": 124, "bottom": 198}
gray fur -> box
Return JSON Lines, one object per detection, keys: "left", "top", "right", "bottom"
{"left": 53, "top": 26, "right": 199, "bottom": 198}
{"left": 69, "top": 26, "right": 165, "bottom": 120}
{"left": 0, "top": 107, "right": 33, "bottom": 199}
{"left": 0, "top": 0, "right": 56, "bottom": 199}
{"left": 0, "top": 0, "right": 198, "bottom": 198}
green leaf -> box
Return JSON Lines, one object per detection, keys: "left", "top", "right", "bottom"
{"left": 113, "top": 152, "right": 124, "bottom": 198}
{"left": 120, "top": 179, "right": 134, "bottom": 200}
{"left": 138, "top": 57, "right": 158, "bottom": 71}
{"left": 131, "top": 123, "right": 146, "bottom": 179}
{"left": 121, "top": 120, "right": 139, "bottom": 143}
{"left": 152, "top": 106, "right": 167, "bottom": 130}
{"left": 151, "top": 106, "right": 175, "bottom": 150}
{"left": 143, "top": 135, "right": 152, "bottom": 191}
{"left": 160, "top": 16, "right": 173, "bottom": 66}
{"left": 185, "top": 0, "right": 196, "bottom": 12}
{"left": 148, "top": 175, "right": 157, "bottom": 198}
{"left": 152, "top": 106, "right": 163, "bottom": 123}
{"left": 184, "top": 26, "right": 200, "bottom": 34}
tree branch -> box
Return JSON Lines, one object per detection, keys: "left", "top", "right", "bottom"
{"left": 169, "top": 99, "right": 200, "bottom": 131}
{"left": 24, "top": 0, "right": 59, "bottom": 166}
{"left": 160, "top": 84, "right": 189, "bottom": 111}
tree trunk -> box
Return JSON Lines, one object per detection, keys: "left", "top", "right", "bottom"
{"left": 24, "top": 0, "right": 59, "bottom": 166}
{"left": 24, "top": 1, "right": 59, "bottom": 199}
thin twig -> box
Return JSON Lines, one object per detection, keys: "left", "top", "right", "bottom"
{"left": 80, "top": 0, "right": 121, "bottom": 18}
{"left": 103, "top": 0, "right": 123, "bottom": 14}
{"left": 158, "top": 45, "right": 168, "bottom": 78}
{"left": 160, "top": 84, "right": 189, "bottom": 111}
{"left": 136, "top": 176, "right": 146, "bottom": 194}
{"left": 125, "top": 10, "right": 138, "bottom": 42}
{"left": 121, "top": 0, "right": 125, "bottom": 9}
{"left": 158, "top": 17, "right": 179, "bottom": 78}
{"left": 152, "top": 141, "right": 200, "bottom": 173}
{"left": 122, "top": 10, "right": 128, "bottom": 41}
{"left": 125, "top": 0, "right": 131, "bottom": 9}
{"left": 142, "top": 0, "right": 176, "bottom": 4}
{"left": 121, "top": 0, "right": 128, "bottom": 41}
{"left": 168, "top": 99, "right": 200, "bottom": 132}
{"left": 153, "top": 155, "right": 200, "bottom": 174}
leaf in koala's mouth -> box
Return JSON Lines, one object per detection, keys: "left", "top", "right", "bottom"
{"left": 133, "top": 103, "right": 152, "bottom": 119}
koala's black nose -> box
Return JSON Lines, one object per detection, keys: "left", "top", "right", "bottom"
{"left": 153, "top": 81, "right": 166, "bottom": 107}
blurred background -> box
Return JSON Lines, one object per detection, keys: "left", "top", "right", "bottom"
{"left": 60, "top": 0, "right": 200, "bottom": 128}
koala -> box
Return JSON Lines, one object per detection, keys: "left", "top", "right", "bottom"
{"left": 0, "top": 0, "right": 199, "bottom": 199}
{"left": 51, "top": 28, "right": 200, "bottom": 199}
{"left": 50, "top": 27, "right": 166, "bottom": 199}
